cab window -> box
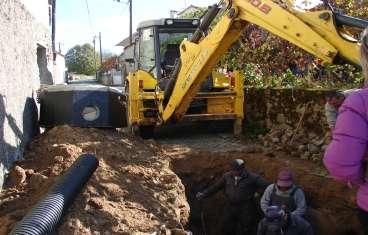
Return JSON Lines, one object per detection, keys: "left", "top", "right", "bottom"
{"left": 139, "top": 27, "right": 156, "bottom": 75}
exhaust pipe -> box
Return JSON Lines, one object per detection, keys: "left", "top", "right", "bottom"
{"left": 10, "top": 154, "right": 99, "bottom": 235}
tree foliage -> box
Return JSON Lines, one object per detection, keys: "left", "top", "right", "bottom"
{"left": 187, "top": 1, "right": 368, "bottom": 89}
{"left": 65, "top": 44, "right": 101, "bottom": 75}
{"left": 100, "top": 56, "right": 119, "bottom": 72}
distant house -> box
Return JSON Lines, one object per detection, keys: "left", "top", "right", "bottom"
{"left": 53, "top": 52, "right": 67, "bottom": 85}
{"left": 176, "top": 5, "right": 202, "bottom": 18}
{"left": 116, "top": 33, "right": 138, "bottom": 78}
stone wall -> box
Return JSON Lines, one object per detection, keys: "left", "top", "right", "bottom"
{"left": 244, "top": 88, "right": 331, "bottom": 162}
{"left": 0, "top": 0, "right": 53, "bottom": 187}
{"left": 245, "top": 88, "right": 329, "bottom": 133}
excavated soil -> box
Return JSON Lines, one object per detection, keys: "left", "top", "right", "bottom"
{"left": 0, "top": 124, "right": 364, "bottom": 235}
{"left": 0, "top": 126, "right": 189, "bottom": 235}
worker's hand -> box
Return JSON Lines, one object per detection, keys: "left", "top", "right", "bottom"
{"left": 196, "top": 192, "right": 205, "bottom": 201}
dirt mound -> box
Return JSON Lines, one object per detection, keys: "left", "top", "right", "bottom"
{"left": 0, "top": 125, "right": 189, "bottom": 235}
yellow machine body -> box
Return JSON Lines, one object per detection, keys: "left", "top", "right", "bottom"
{"left": 125, "top": 0, "right": 363, "bottom": 136}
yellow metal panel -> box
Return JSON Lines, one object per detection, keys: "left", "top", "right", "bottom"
{"left": 127, "top": 72, "right": 140, "bottom": 125}
{"left": 233, "top": 0, "right": 337, "bottom": 63}
{"left": 212, "top": 71, "right": 230, "bottom": 89}
{"left": 127, "top": 70, "right": 158, "bottom": 125}
{"left": 288, "top": 10, "right": 360, "bottom": 65}
{"left": 233, "top": 71, "right": 244, "bottom": 119}
{"left": 207, "top": 98, "right": 234, "bottom": 114}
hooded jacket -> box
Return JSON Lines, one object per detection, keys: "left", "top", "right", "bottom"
{"left": 323, "top": 88, "right": 368, "bottom": 212}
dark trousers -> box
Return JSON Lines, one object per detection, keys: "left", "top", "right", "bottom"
{"left": 358, "top": 208, "right": 368, "bottom": 235}
{"left": 221, "top": 202, "right": 257, "bottom": 235}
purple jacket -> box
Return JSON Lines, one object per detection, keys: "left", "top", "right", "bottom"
{"left": 324, "top": 88, "right": 368, "bottom": 212}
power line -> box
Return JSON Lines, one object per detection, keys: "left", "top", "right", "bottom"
{"left": 84, "top": 0, "right": 94, "bottom": 33}
{"left": 119, "top": 1, "right": 130, "bottom": 15}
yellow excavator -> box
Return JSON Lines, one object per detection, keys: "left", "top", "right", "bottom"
{"left": 39, "top": 0, "right": 367, "bottom": 138}
{"left": 124, "top": 0, "right": 367, "bottom": 138}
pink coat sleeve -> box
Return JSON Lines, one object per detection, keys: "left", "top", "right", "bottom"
{"left": 323, "top": 91, "right": 368, "bottom": 184}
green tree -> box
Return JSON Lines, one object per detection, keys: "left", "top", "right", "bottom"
{"left": 65, "top": 43, "right": 101, "bottom": 75}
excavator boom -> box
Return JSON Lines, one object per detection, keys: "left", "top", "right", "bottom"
{"left": 162, "top": 0, "right": 365, "bottom": 123}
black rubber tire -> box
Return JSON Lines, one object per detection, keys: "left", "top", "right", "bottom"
{"left": 139, "top": 125, "right": 155, "bottom": 139}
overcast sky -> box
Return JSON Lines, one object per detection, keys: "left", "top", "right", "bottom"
{"left": 56, "top": 0, "right": 215, "bottom": 55}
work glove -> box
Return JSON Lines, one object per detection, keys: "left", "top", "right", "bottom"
{"left": 196, "top": 192, "right": 205, "bottom": 201}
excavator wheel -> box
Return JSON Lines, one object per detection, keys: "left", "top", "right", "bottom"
{"left": 138, "top": 125, "right": 155, "bottom": 139}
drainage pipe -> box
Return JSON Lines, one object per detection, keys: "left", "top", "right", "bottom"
{"left": 10, "top": 154, "right": 99, "bottom": 235}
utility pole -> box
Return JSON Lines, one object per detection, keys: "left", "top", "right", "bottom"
{"left": 93, "top": 36, "right": 97, "bottom": 78}
{"left": 129, "top": 0, "right": 132, "bottom": 44}
{"left": 99, "top": 32, "right": 103, "bottom": 65}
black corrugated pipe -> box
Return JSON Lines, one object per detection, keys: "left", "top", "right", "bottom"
{"left": 10, "top": 154, "right": 99, "bottom": 235}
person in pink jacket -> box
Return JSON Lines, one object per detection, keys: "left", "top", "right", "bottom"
{"left": 324, "top": 27, "right": 368, "bottom": 233}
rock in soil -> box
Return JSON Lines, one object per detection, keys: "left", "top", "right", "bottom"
{"left": 8, "top": 166, "right": 26, "bottom": 187}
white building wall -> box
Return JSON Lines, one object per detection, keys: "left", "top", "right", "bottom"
{"left": 0, "top": 0, "right": 53, "bottom": 188}
{"left": 53, "top": 54, "right": 66, "bottom": 84}
{"left": 20, "top": 0, "right": 51, "bottom": 28}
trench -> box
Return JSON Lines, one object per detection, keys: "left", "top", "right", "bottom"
{"left": 170, "top": 151, "right": 363, "bottom": 235}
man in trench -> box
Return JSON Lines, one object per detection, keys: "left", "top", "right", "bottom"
{"left": 257, "top": 206, "right": 314, "bottom": 235}
{"left": 196, "top": 159, "right": 270, "bottom": 234}
{"left": 260, "top": 170, "right": 307, "bottom": 218}
{"left": 324, "top": 89, "right": 359, "bottom": 132}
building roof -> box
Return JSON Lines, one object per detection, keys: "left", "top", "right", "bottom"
{"left": 177, "top": 5, "right": 202, "bottom": 16}
{"left": 116, "top": 32, "right": 138, "bottom": 47}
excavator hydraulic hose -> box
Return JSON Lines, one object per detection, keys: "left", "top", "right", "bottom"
{"left": 10, "top": 154, "right": 99, "bottom": 235}
{"left": 163, "top": 4, "right": 221, "bottom": 108}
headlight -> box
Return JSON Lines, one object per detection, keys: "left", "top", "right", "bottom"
{"left": 81, "top": 106, "right": 100, "bottom": 121}
{"left": 166, "top": 19, "right": 174, "bottom": 25}
{"left": 192, "top": 19, "right": 199, "bottom": 26}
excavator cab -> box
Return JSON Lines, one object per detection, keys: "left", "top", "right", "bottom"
{"left": 135, "top": 19, "right": 197, "bottom": 88}
{"left": 125, "top": 17, "right": 244, "bottom": 138}
{"left": 134, "top": 18, "right": 228, "bottom": 91}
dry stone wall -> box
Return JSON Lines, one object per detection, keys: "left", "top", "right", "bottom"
{"left": 244, "top": 88, "right": 332, "bottom": 163}
{"left": 0, "top": 0, "right": 53, "bottom": 188}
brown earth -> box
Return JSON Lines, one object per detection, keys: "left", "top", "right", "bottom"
{"left": 157, "top": 127, "right": 362, "bottom": 235}
{"left": 0, "top": 124, "right": 364, "bottom": 235}
{"left": 0, "top": 125, "right": 189, "bottom": 235}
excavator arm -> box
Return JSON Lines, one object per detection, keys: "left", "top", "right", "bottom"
{"left": 162, "top": 0, "right": 365, "bottom": 122}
